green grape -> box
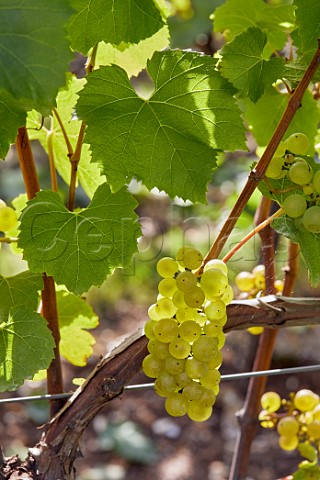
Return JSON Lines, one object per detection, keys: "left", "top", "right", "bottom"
{"left": 182, "top": 247, "right": 203, "bottom": 270}
{"left": 192, "top": 336, "right": 219, "bottom": 362}
{"left": 142, "top": 354, "right": 164, "bottom": 378}
{"left": 172, "top": 290, "right": 187, "bottom": 308}
{"left": 194, "top": 312, "right": 207, "bottom": 326}
{"left": 176, "top": 270, "right": 197, "bottom": 293}
{"left": 176, "top": 246, "right": 193, "bottom": 267}
{"left": 156, "top": 257, "right": 179, "bottom": 278}
{"left": 278, "top": 435, "right": 298, "bottom": 451}
{"left": 217, "top": 332, "right": 225, "bottom": 349}
{"left": 187, "top": 402, "right": 212, "bottom": 422}
{"left": 203, "top": 321, "right": 223, "bottom": 337}
{"left": 285, "top": 132, "right": 310, "bottom": 155}
{"left": 204, "top": 259, "right": 228, "bottom": 275}
{"left": 265, "top": 156, "right": 286, "bottom": 179}
{"left": 288, "top": 160, "right": 313, "bottom": 185}
{"left": 165, "top": 356, "right": 186, "bottom": 375}
{"left": 199, "top": 386, "right": 216, "bottom": 408}
{"left": 207, "top": 350, "right": 223, "bottom": 369}
{"left": 182, "top": 381, "right": 205, "bottom": 400}
{"left": 148, "top": 303, "right": 160, "bottom": 320}
{"left": 175, "top": 371, "right": 193, "bottom": 388}
{"left": 175, "top": 306, "right": 197, "bottom": 323}
{"left": 313, "top": 170, "right": 320, "bottom": 193}
{"left": 144, "top": 319, "right": 157, "bottom": 340}
{"left": 0, "top": 206, "right": 18, "bottom": 232}
{"left": 200, "top": 368, "right": 221, "bottom": 388}
{"left": 307, "top": 420, "right": 320, "bottom": 439}
{"left": 169, "top": 337, "right": 191, "bottom": 359}
{"left": 204, "top": 299, "right": 226, "bottom": 320}
{"left": 200, "top": 269, "right": 228, "bottom": 299}
{"left": 185, "top": 357, "right": 208, "bottom": 379}
{"left": 151, "top": 340, "right": 170, "bottom": 360}
{"left": 312, "top": 404, "right": 320, "bottom": 421}
{"left": 259, "top": 410, "right": 276, "bottom": 429}
{"left": 235, "top": 271, "right": 255, "bottom": 292}
{"left": 282, "top": 194, "right": 307, "bottom": 219}
{"left": 247, "top": 326, "right": 264, "bottom": 335}
{"left": 158, "top": 277, "right": 177, "bottom": 297}
{"left": 165, "top": 392, "right": 188, "bottom": 417}
{"left": 178, "top": 320, "right": 201, "bottom": 343}
{"left": 260, "top": 391, "right": 281, "bottom": 413}
{"left": 274, "top": 140, "right": 287, "bottom": 157}
{"left": 184, "top": 286, "right": 205, "bottom": 308}
{"left": 302, "top": 206, "right": 320, "bottom": 233}
{"left": 154, "top": 371, "right": 178, "bottom": 397}
{"left": 274, "top": 279, "right": 284, "bottom": 293}
{"left": 154, "top": 318, "right": 179, "bottom": 343}
{"left": 220, "top": 284, "right": 234, "bottom": 305}
{"left": 277, "top": 416, "right": 299, "bottom": 436}
{"left": 155, "top": 297, "right": 177, "bottom": 318}
{"left": 294, "top": 389, "right": 319, "bottom": 412}
{"left": 303, "top": 184, "right": 314, "bottom": 196}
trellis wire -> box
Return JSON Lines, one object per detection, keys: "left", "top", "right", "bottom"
{"left": 0, "top": 363, "right": 319, "bottom": 405}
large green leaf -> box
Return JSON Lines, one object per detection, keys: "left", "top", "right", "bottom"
{"left": 76, "top": 50, "right": 246, "bottom": 203}
{"left": 0, "top": 272, "right": 43, "bottom": 320}
{"left": 273, "top": 216, "right": 320, "bottom": 287}
{"left": 18, "top": 185, "right": 140, "bottom": 295}
{"left": 0, "top": 308, "right": 55, "bottom": 391}
{"left": 0, "top": 0, "right": 74, "bottom": 115}
{"left": 219, "top": 27, "right": 284, "bottom": 102}
{"left": 294, "top": 0, "right": 320, "bottom": 66}
{"left": 67, "top": 0, "right": 165, "bottom": 54}
{"left": 57, "top": 290, "right": 98, "bottom": 366}
{"left": 245, "top": 87, "right": 319, "bottom": 153}
{"left": 213, "top": 0, "right": 294, "bottom": 54}
{"left": 0, "top": 91, "right": 26, "bottom": 159}
{"left": 27, "top": 75, "right": 105, "bottom": 199}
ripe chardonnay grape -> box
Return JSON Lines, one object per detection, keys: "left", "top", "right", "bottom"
{"left": 282, "top": 194, "right": 307, "bottom": 219}
{"left": 285, "top": 132, "right": 310, "bottom": 155}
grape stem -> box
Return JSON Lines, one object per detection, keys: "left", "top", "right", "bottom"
{"left": 0, "top": 237, "right": 18, "bottom": 243}
{"left": 222, "top": 208, "right": 284, "bottom": 264}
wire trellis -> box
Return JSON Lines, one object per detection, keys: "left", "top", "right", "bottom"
{"left": 1, "top": 363, "right": 319, "bottom": 405}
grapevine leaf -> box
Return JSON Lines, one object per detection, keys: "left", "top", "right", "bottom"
{"left": 57, "top": 290, "right": 98, "bottom": 366}
{"left": 76, "top": 50, "right": 247, "bottom": 203}
{"left": 219, "top": 27, "right": 284, "bottom": 102}
{"left": 95, "top": 24, "right": 170, "bottom": 78}
{"left": 0, "top": 272, "right": 43, "bottom": 320}
{"left": 0, "top": 308, "right": 55, "bottom": 392}
{"left": 272, "top": 216, "right": 320, "bottom": 287}
{"left": 293, "top": 0, "right": 320, "bottom": 67}
{"left": 0, "top": 0, "right": 74, "bottom": 115}
{"left": 27, "top": 75, "right": 105, "bottom": 199}
{"left": 293, "top": 464, "right": 320, "bottom": 480}
{"left": 0, "top": 91, "right": 26, "bottom": 159}
{"left": 67, "top": 0, "right": 165, "bottom": 54}
{"left": 245, "top": 88, "right": 319, "bottom": 154}
{"left": 18, "top": 185, "right": 140, "bottom": 295}
{"left": 213, "top": 0, "right": 294, "bottom": 53}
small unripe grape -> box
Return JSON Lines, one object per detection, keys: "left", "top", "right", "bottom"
{"left": 289, "top": 160, "right": 313, "bottom": 185}
{"left": 156, "top": 257, "right": 179, "bottom": 278}
{"left": 0, "top": 206, "right": 18, "bottom": 232}
{"left": 277, "top": 416, "right": 299, "bottom": 436}
{"left": 261, "top": 391, "right": 281, "bottom": 413}
{"left": 235, "top": 271, "right": 255, "bottom": 292}
{"left": 154, "top": 318, "right": 179, "bottom": 343}
{"left": 176, "top": 270, "right": 197, "bottom": 293}
{"left": 165, "top": 393, "right": 188, "bottom": 417}
{"left": 278, "top": 435, "right": 299, "bottom": 451}
{"left": 282, "top": 194, "right": 307, "bottom": 219}
{"left": 265, "top": 156, "right": 286, "bottom": 179}
{"left": 285, "top": 132, "right": 310, "bottom": 155}
{"left": 302, "top": 206, "right": 320, "bottom": 233}
{"left": 294, "top": 389, "right": 319, "bottom": 412}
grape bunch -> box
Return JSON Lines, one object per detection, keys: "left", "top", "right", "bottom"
{"left": 142, "top": 247, "right": 233, "bottom": 422}
{"left": 0, "top": 199, "right": 18, "bottom": 233}
{"left": 235, "top": 264, "right": 283, "bottom": 335}
{"left": 260, "top": 389, "right": 320, "bottom": 455}
{"left": 265, "top": 132, "right": 320, "bottom": 234}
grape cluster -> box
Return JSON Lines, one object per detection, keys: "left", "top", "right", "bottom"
{"left": 0, "top": 199, "right": 18, "bottom": 233}
{"left": 235, "top": 264, "right": 283, "bottom": 335}
{"left": 260, "top": 389, "right": 320, "bottom": 453}
{"left": 142, "top": 247, "right": 233, "bottom": 422}
{"left": 265, "top": 132, "right": 320, "bottom": 233}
